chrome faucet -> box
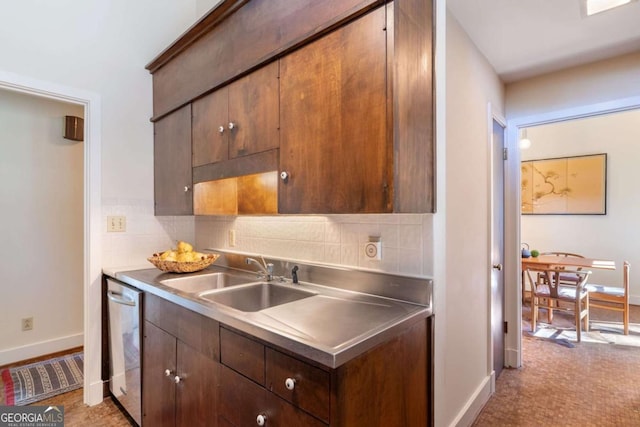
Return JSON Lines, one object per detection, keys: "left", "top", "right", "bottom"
{"left": 245, "top": 256, "right": 274, "bottom": 281}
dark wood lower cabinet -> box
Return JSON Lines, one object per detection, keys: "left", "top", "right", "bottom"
{"left": 219, "top": 365, "right": 326, "bottom": 427}
{"left": 143, "top": 321, "right": 219, "bottom": 427}
{"left": 142, "top": 322, "right": 176, "bottom": 427}
{"left": 143, "top": 292, "right": 433, "bottom": 427}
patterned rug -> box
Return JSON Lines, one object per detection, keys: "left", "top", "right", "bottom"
{"left": 0, "top": 352, "right": 83, "bottom": 405}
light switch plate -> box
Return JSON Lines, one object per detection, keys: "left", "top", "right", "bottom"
{"left": 107, "top": 216, "right": 126, "bottom": 232}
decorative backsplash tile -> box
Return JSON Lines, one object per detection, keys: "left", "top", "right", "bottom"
{"left": 101, "top": 199, "right": 433, "bottom": 277}
{"left": 195, "top": 214, "right": 434, "bottom": 276}
{"left": 102, "top": 199, "right": 195, "bottom": 268}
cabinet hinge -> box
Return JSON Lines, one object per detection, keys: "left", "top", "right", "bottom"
{"left": 503, "top": 321, "right": 508, "bottom": 334}
{"left": 503, "top": 147, "right": 508, "bottom": 160}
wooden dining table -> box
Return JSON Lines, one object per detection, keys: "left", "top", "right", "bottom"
{"left": 521, "top": 255, "right": 616, "bottom": 303}
{"left": 522, "top": 255, "right": 616, "bottom": 271}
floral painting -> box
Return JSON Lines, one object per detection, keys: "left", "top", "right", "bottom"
{"left": 521, "top": 153, "right": 606, "bottom": 215}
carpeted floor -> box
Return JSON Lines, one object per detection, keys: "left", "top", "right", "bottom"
{"left": 473, "top": 305, "right": 640, "bottom": 426}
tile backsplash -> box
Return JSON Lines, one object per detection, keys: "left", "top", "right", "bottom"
{"left": 102, "top": 198, "right": 195, "bottom": 268}
{"left": 196, "top": 214, "right": 434, "bottom": 276}
{"left": 102, "top": 198, "right": 433, "bottom": 277}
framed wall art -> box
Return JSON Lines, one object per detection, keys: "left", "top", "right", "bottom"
{"left": 521, "top": 153, "right": 607, "bottom": 215}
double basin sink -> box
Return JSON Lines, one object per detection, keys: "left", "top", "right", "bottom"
{"left": 159, "top": 271, "right": 316, "bottom": 312}
{"left": 116, "top": 259, "right": 431, "bottom": 366}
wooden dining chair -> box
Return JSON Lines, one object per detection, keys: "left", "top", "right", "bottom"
{"left": 540, "top": 252, "right": 586, "bottom": 285}
{"left": 526, "top": 266, "right": 592, "bottom": 342}
{"left": 586, "top": 261, "right": 630, "bottom": 335}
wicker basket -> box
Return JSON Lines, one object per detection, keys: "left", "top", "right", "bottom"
{"left": 147, "top": 253, "right": 220, "bottom": 273}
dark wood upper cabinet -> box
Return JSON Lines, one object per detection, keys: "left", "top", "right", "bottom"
{"left": 192, "top": 87, "right": 228, "bottom": 167}
{"left": 147, "top": 0, "right": 380, "bottom": 119}
{"left": 148, "top": 0, "right": 434, "bottom": 214}
{"left": 193, "top": 61, "right": 280, "bottom": 168}
{"left": 154, "top": 105, "right": 193, "bottom": 215}
{"left": 227, "top": 61, "right": 279, "bottom": 159}
{"left": 279, "top": 6, "right": 389, "bottom": 214}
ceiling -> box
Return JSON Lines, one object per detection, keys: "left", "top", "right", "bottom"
{"left": 447, "top": 0, "right": 640, "bottom": 83}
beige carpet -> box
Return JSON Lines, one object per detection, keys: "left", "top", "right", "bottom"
{"left": 473, "top": 304, "right": 640, "bottom": 426}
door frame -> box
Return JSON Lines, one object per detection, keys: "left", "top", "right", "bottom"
{"left": 504, "top": 95, "right": 640, "bottom": 368}
{"left": 0, "top": 69, "right": 103, "bottom": 405}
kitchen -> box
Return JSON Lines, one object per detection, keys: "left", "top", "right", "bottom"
{"left": 1, "top": 1, "right": 640, "bottom": 426}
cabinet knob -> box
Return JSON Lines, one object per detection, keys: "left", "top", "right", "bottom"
{"left": 218, "top": 125, "right": 225, "bottom": 134}
{"left": 285, "top": 378, "right": 296, "bottom": 390}
{"left": 164, "top": 369, "right": 172, "bottom": 377}
{"left": 184, "top": 185, "right": 190, "bottom": 193}
{"left": 280, "top": 171, "right": 289, "bottom": 181}
{"left": 174, "top": 375, "right": 181, "bottom": 384}
{"left": 228, "top": 122, "right": 235, "bottom": 130}
{"left": 256, "top": 414, "right": 267, "bottom": 426}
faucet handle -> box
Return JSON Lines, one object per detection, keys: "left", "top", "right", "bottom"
{"left": 266, "top": 263, "right": 274, "bottom": 275}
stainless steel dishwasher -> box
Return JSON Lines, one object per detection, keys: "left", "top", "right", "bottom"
{"left": 107, "top": 278, "right": 142, "bottom": 426}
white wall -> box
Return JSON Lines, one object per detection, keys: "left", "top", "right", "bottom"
{"left": 0, "top": 0, "right": 200, "bottom": 403}
{"left": 506, "top": 52, "right": 640, "bottom": 119}
{"left": 0, "top": 0, "right": 200, "bottom": 270}
{"left": 443, "top": 11, "right": 505, "bottom": 427}
{"left": 520, "top": 109, "right": 640, "bottom": 298}
{"left": 0, "top": 90, "right": 84, "bottom": 363}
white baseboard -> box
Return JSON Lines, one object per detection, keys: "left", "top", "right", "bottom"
{"left": 0, "top": 333, "right": 83, "bottom": 366}
{"left": 505, "top": 346, "right": 520, "bottom": 368}
{"left": 448, "top": 373, "right": 493, "bottom": 427}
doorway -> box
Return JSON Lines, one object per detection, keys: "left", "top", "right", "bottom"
{"left": 0, "top": 89, "right": 84, "bottom": 363}
{"left": 0, "top": 70, "right": 103, "bottom": 405}
{"left": 505, "top": 96, "right": 640, "bottom": 368}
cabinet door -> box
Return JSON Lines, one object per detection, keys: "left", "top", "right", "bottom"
{"left": 143, "top": 321, "right": 176, "bottom": 427}
{"left": 219, "top": 365, "right": 324, "bottom": 427}
{"left": 154, "top": 105, "right": 193, "bottom": 215}
{"left": 176, "top": 341, "right": 219, "bottom": 427}
{"left": 279, "top": 7, "right": 389, "bottom": 214}
{"left": 228, "top": 61, "right": 280, "bottom": 159}
{"left": 192, "top": 88, "right": 229, "bottom": 167}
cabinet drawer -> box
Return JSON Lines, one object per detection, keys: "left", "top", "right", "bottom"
{"left": 219, "top": 365, "right": 326, "bottom": 427}
{"left": 145, "top": 293, "right": 219, "bottom": 360}
{"left": 220, "top": 327, "right": 265, "bottom": 385}
{"left": 266, "top": 348, "right": 330, "bottom": 423}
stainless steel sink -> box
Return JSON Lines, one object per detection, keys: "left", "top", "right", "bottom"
{"left": 198, "top": 283, "right": 316, "bottom": 312}
{"left": 159, "top": 272, "right": 254, "bottom": 294}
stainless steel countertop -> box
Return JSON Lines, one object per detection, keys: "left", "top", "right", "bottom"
{"left": 109, "top": 255, "right": 432, "bottom": 369}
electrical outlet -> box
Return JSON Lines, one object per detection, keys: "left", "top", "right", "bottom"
{"left": 22, "top": 317, "right": 33, "bottom": 331}
{"left": 364, "top": 236, "right": 382, "bottom": 261}
{"left": 229, "top": 229, "right": 236, "bottom": 247}
{"left": 107, "top": 216, "right": 126, "bottom": 232}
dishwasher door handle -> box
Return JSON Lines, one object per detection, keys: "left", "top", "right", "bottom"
{"left": 107, "top": 290, "right": 136, "bottom": 306}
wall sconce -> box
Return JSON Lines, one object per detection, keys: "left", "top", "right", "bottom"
{"left": 519, "top": 128, "right": 531, "bottom": 150}
{"left": 64, "top": 116, "right": 84, "bottom": 141}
